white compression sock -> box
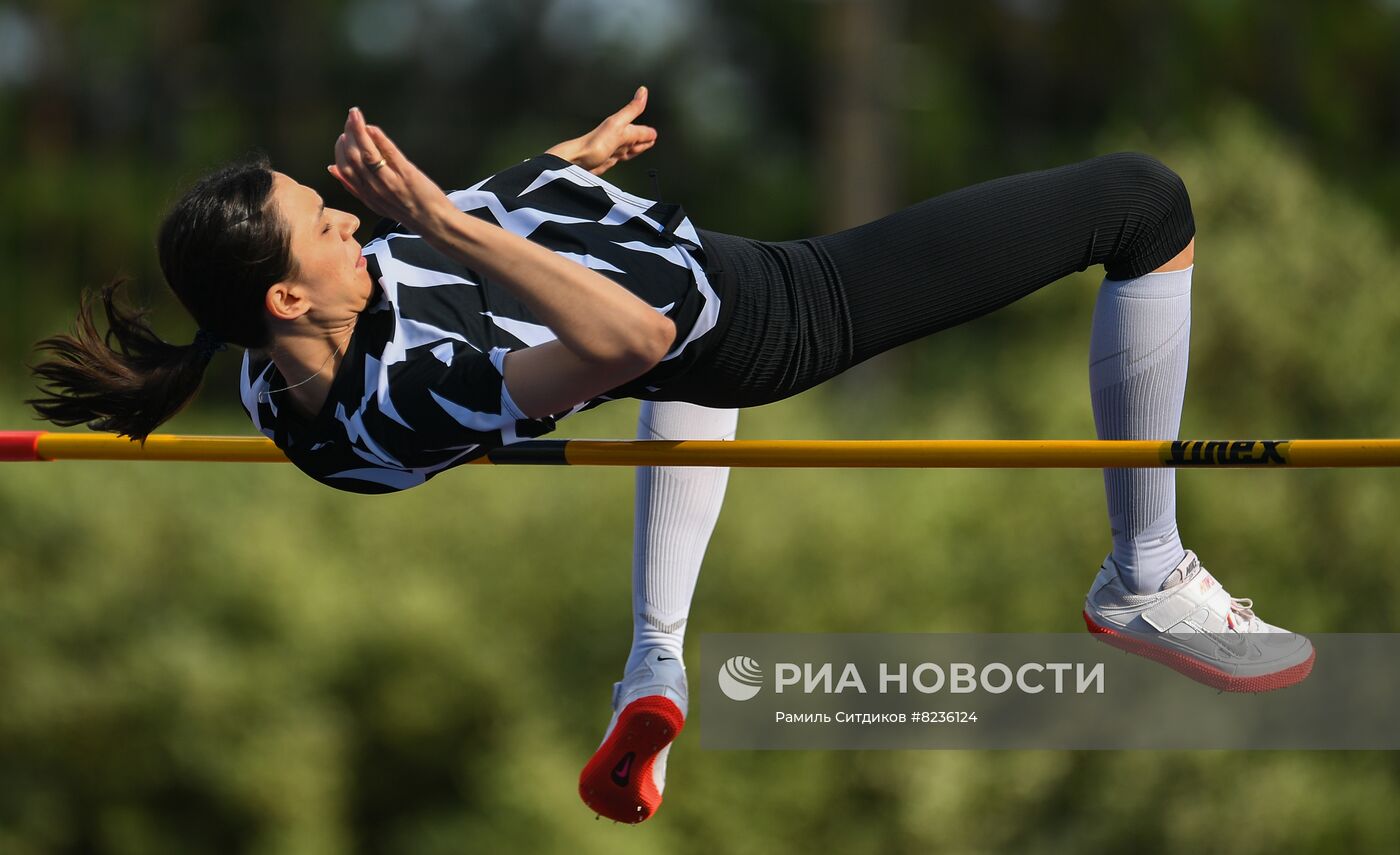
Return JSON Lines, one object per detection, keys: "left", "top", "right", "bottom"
{"left": 1088, "top": 265, "right": 1192, "bottom": 594}
{"left": 624, "top": 401, "right": 738, "bottom": 676}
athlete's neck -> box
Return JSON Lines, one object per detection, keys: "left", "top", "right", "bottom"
{"left": 267, "top": 322, "right": 356, "bottom": 421}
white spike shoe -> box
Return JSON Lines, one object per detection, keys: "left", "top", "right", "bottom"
{"left": 1083, "top": 549, "right": 1315, "bottom": 692}
{"left": 578, "top": 650, "right": 687, "bottom": 823}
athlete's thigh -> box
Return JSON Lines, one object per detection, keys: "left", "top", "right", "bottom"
{"left": 814, "top": 153, "right": 1184, "bottom": 364}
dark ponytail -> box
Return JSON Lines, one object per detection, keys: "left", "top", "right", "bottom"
{"left": 25, "top": 156, "right": 295, "bottom": 441}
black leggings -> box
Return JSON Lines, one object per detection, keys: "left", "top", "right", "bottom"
{"left": 654, "top": 152, "right": 1195, "bottom": 409}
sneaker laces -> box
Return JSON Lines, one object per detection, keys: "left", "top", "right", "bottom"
{"left": 1226, "top": 596, "right": 1259, "bottom": 631}
{"left": 1190, "top": 553, "right": 1262, "bottom": 632}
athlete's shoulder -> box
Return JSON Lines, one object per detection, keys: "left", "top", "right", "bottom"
{"left": 445, "top": 153, "right": 574, "bottom": 198}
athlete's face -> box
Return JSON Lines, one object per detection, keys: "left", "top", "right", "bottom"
{"left": 265, "top": 172, "right": 374, "bottom": 323}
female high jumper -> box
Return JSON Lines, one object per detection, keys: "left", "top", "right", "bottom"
{"left": 27, "top": 88, "right": 1313, "bottom": 823}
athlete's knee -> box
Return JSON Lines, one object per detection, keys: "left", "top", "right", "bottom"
{"left": 1094, "top": 152, "right": 1195, "bottom": 279}
{"left": 1111, "top": 151, "right": 1192, "bottom": 219}
{"left": 637, "top": 400, "right": 739, "bottom": 441}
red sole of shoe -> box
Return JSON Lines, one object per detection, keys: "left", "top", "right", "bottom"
{"left": 579, "top": 696, "right": 685, "bottom": 824}
{"left": 1083, "top": 611, "right": 1315, "bottom": 693}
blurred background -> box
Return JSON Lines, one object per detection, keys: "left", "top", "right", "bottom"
{"left": 2, "top": 0, "right": 1399, "bottom": 852}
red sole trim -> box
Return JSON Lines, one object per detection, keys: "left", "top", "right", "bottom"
{"left": 1083, "top": 611, "right": 1315, "bottom": 693}
{"left": 579, "top": 696, "right": 685, "bottom": 824}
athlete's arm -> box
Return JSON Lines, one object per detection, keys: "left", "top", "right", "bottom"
{"left": 545, "top": 86, "right": 658, "bottom": 177}
{"left": 329, "top": 107, "right": 675, "bottom": 417}
{"left": 500, "top": 339, "right": 661, "bottom": 419}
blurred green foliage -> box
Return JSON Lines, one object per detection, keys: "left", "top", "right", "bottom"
{"left": 11, "top": 1, "right": 1400, "bottom": 380}
{"left": 2, "top": 109, "right": 1398, "bottom": 853}
{"left": 4, "top": 1, "right": 1400, "bottom": 852}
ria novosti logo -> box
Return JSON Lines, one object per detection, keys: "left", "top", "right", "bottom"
{"left": 717, "top": 656, "right": 764, "bottom": 701}
{"left": 714, "top": 654, "right": 1105, "bottom": 699}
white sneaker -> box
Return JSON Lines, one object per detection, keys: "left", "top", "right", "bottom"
{"left": 1082, "top": 549, "right": 1315, "bottom": 692}
{"left": 578, "top": 649, "right": 687, "bottom": 823}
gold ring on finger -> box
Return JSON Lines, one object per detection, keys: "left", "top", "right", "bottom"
{"left": 369, "top": 157, "right": 388, "bottom": 172}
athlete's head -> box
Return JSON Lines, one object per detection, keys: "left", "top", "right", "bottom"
{"left": 261, "top": 170, "right": 370, "bottom": 347}
{"left": 26, "top": 157, "right": 369, "bottom": 440}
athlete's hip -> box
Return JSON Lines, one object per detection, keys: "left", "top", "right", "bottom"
{"left": 637, "top": 230, "right": 855, "bottom": 408}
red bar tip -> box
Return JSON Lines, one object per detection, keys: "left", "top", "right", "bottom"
{"left": 0, "top": 431, "right": 46, "bottom": 461}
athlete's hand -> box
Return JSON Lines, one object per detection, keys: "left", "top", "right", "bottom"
{"left": 328, "top": 107, "right": 451, "bottom": 231}
{"left": 546, "top": 86, "right": 658, "bottom": 176}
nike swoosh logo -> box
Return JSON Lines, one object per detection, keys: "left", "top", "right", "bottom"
{"left": 657, "top": 656, "right": 677, "bottom": 662}
{"left": 611, "top": 751, "right": 635, "bottom": 787}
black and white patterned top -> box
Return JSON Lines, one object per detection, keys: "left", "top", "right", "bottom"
{"left": 239, "top": 153, "right": 724, "bottom": 494}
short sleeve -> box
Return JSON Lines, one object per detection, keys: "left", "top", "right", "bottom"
{"left": 489, "top": 347, "right": 533, "bottom": 421}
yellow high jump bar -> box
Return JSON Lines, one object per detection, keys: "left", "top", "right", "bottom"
{"left": 4, "top": 431, "right": 1400, "bottom": 468}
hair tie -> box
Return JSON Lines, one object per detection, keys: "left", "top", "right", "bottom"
{"left": 192, "top": 328, "right": 228, "bottom": 359}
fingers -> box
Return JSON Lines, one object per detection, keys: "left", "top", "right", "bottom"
{"left": 366, "top": 125, "right": 403, "bottom": 167}
{"left": 332, "top": 121, "right": 391, "bottom": 213}
{"left": 334, "top": 108, "right": 387, "bottom": 186}
{"left": 333, "top": 109, "right": 398, "bottom": 197}
{"left": 607, "top": 85, "right": 649, "bottom": 127}
{"left": 623, "top": 138, "right": 655, "bottom": 160}
{"left": 618, "top": 133, "right": 656, "bottom": 160}
{"left": 616, "top": 124, "right": 657, "bottom": 161}
{"left": 346, "top": 107, "right": 382, "bottom": 166}
{"left": 623, "top": 124, "right": 657, "bottom": 146}
{"left": 327, "top": 164, "right": 355, "bottom": 196}
{"left": 327, "top": 108, "right": 446, "bottom": 227}
{"left": 334, "top": 131, "right": 356, "bottom": 183}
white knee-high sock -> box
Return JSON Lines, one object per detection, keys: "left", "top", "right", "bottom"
{"left": 624, "top": 401, "right": 739, "bottom": 676}
{"left": 1088, "top": 266, "right": 1192, "bottom": 594}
